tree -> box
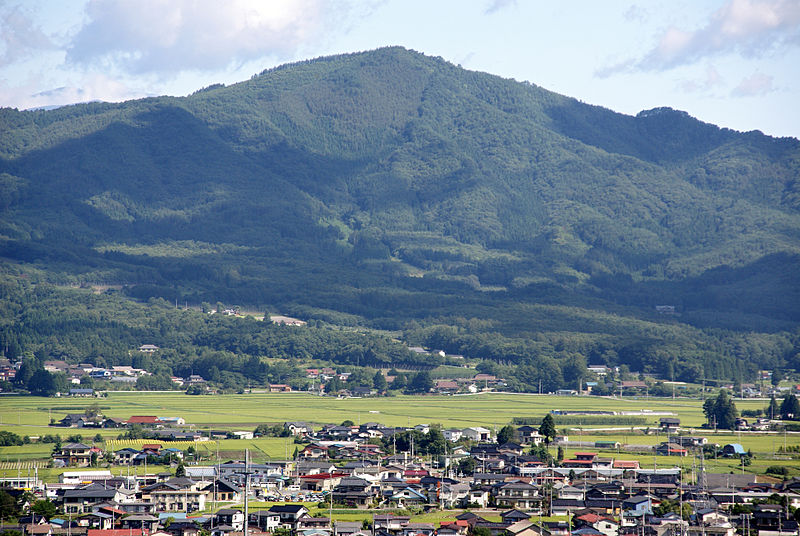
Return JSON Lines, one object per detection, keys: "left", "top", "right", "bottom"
{"left": 539, "top": 414, "right": 557, "bottom": 445}
{"left": 780, "top": 393, "right": 800, "bottom": 420}
{"left": 771, "top": 369, "right": 783, "bottom": 387}
{"left": 341, "top": 420, "right": 355, "bottom": 427}
{"left": 424, "top": 427, "right": 447, "bottom": 455}
{"left": 703, "top": 398, "right": 715, "bottom": 425}
{"left": 175, "top": 462, "right": 186, "bottom": 477}
{"left": 0, "top": 489, "right": 20, "bottom": 520}
{"left": 457, "top": 456, "right": 476, "bottom": 476}
{"left": 496, "top": 425, "right": 515, "bottom": 445}
{"left": 767, "top": 396, "right": 780, "bottom": 420}
{"left": 30, "top": 499, "right": 57, "bottom": 520}
{"left": 406, "top": 371, "right": 433, "bottom": 394}
{"left": 28, "top": 369, "right": 58, "bottom": 396}
{"left": 84, "top": 403, "right": 102, "bottom": 420}
{"left": 326, "top": 376, "right": 343, "bottom": 394}
{"left": 373, "top": 370, "right": 387, "bottom": 391}
{"left": 0, "top": 431, "right": 23, "bottom": 446}
{"left": 705, "top": 390, "right": 737, "bottom": 430}
{"left": 530, "top": 444, "right": 553, "bottom": 466}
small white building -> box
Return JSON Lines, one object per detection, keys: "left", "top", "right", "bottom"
{"left": 461, "top": 427, "right": 491, "bottom": 442}
{"left": 443, "top": 429, "right": 463, "bottom": 442}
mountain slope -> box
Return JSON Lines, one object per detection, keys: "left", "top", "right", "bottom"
{"left": 1, "top": 47, "right": 799, "bottom": 380}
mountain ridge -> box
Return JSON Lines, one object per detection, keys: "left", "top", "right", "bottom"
{"left": 0, "top": 46, "right": 799, "bottom": 382}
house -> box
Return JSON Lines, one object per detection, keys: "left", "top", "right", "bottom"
{"left": 621, "top": 495, "right": 653, "bottom": 515}
{"left": 301, "top": 444, "right": 329, "bottom": 459}
{"left": 517, "top": 426, "right": 543, "bottom": 445}
{"left": 212, "top": 478, "right": 242, "bottom": 503}
{"left": 443, "top": 429, "right": 463, "bottom": 442}
{"left": 127, "top": 416, "right": 161, "bottom": 426}
{"left": 139, "top": 344, "right": 159, "bottom": 352}
{"left": 62, "top": 484, "right": 133, "bottom": 514}
{"left": 114, "top": 448, "right": 141, "bottom": 465}
{"left": 573, "top": 513, "right": 619, "bottom": 536}
{"left": 434, "top": 380, "right": 459, "bottom": 394}
{"left": 619, "top": 381, "right": 647, "bottom": 391}
{"left": 297, "top": 516, "right": 331, "bottom": 531}
{"left": 501, "top": 510, "right": 531, "bottom": 525}
{"left": 659, "top": 418, "right": 680, "bottom": 433}
{"left": 333, "top": 476, "right": 374, "bottom": 508}
{"left": 505, "top": 520, "right": 546, "bottom": 536}
{"left": 654, "top": 442, "right": 688, "bottom": 456}
{"left": 438, "top": 520, "right": 470, "bottom": 536}
{"left": 54, "top": 443, "right": 94, "bottom": 467}
{"left": 58, "top": 414, "right": 92, "bottom": 428}
{"left": 248, "top": 511, "right": 281, "bottom": 532}
{"left": 215, "top": 509, "right": 245, "bottom": 531}
{"left": 673, "top": 436, "right": 707, "bottom": 448}
{"left": 374, "top": 514, "right": 411, "bottom": 532}
{"left": 721, "top": 443, "right": 746, "bottom": 457}
{"left": 267, "top": 504, "right": 309, "bottom": 528}
{"left": 269, "top": 384, "right": 292, "bottom": 392}
{"left": 401, "top": 523, "right": 435, "bottom": 536}
{"left": 462, "top": 427, "right": 492, "bottom": 442}
{"left": 495, "top": 481, "right": 540, "bottom": 510}
{"left": 296, "top": 461, "right": 337, "bottom": 476}
{"left": 334, "top": 521, "right": 367, "bottom": 536}
{"left": 119, "top": 514, "right": 160, "bottom": 533}
{"left": 388, "top": 487, "right": 428, "bottom": 508}
{"left": 468, "top": 488, "right": 491, "bottom": 508}
{"left": 285, "top": 422, "right": 313, "bottom": 436}
{"left": 141, "top": 477, "right": 211, "bottom": 512}
{"left": 300, "top": 472, "right": 343, "bottom": 492}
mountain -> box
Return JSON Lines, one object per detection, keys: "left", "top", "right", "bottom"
{"left": 1, "top": 46, "right": 799, "bottom": 383}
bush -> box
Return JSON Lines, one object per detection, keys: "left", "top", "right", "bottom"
{"left": 765, "top": 466, "right": 789, "bottom": 476}
{"left": 0, "top": 431, "right": 23, "bottom": 446}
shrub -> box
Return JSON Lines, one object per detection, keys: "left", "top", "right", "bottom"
{"left": 765, "top": 466, "right": 789, "bottom": 476}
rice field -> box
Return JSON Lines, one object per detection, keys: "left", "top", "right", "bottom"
{"left": 1, "top": 391, "right": 798, "bottom": 478}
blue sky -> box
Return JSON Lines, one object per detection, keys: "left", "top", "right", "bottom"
{"left": 1, "top": 0, "right": 799, "bottom": 138}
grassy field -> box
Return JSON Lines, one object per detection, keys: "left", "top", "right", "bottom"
{"left": 1, "top": 392, "right": 797, "bottom": 478}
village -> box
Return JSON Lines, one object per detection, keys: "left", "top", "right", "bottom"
{"left": 2, "top": 410, "right": 799, "bottom": 536}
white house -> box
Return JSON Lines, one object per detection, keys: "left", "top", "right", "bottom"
{"left": 461, "top": 427, "right": 491, "bottom": 442}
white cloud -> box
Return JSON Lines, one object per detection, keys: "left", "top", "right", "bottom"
{"left": 731, "top": 72, "right": 774, "bottom": 96}
{"left": 0, "top": 73, "right": 146, "bottom": 110}
{"left": 599, "top": 0, "right": 800, "bottom": 75}
{"left": 65, "top": 0, "right": 350, "bottom": 75}
{"left": 484, "top": 0, "right": 516, "bottom": 15}
{"left": 623, "top": 5, "right": 648, "bottom": 22}
{"left": 679, "top": 64, "right": 724, "bottom": 93}
{"left": 0, "top": 2, "right": 56, "bottom": 67}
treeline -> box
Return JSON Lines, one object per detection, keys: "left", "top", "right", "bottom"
{"left": 0, "top": 279, "right": 435, "bottom": 392}
{"left": 1, "top": 276, "right": 799, "bottom": 394}
{"left": 406, "top": 323, "right": 800, "bottom": 388}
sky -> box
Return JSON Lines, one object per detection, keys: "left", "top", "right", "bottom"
{"left": 1, "top": 0, "right": 799, "bottom": 138}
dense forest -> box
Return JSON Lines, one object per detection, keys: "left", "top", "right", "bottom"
{"left": 0, "top": 46, "right": 799, "bottom": 388}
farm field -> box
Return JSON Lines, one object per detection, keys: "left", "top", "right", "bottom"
{"left": 1, "top": 392, "right": 798, "bottom": 479}
{"left": 0, "top": 391, "right": 770, "bottom": 430}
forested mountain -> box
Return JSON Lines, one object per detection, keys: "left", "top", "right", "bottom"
{"left": 1, "top": 46, "right": 799, "bottom": 386}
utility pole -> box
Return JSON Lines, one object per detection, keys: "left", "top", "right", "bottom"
{"left": 244, "top": 449, "right": 250, "bottom": 536}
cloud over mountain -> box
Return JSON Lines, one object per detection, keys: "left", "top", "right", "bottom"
{"left": 65, "top": 0, "right": 346, "bottom": 75}
{"left": 598, "top": 0, "right": 800, "bottom": 76}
